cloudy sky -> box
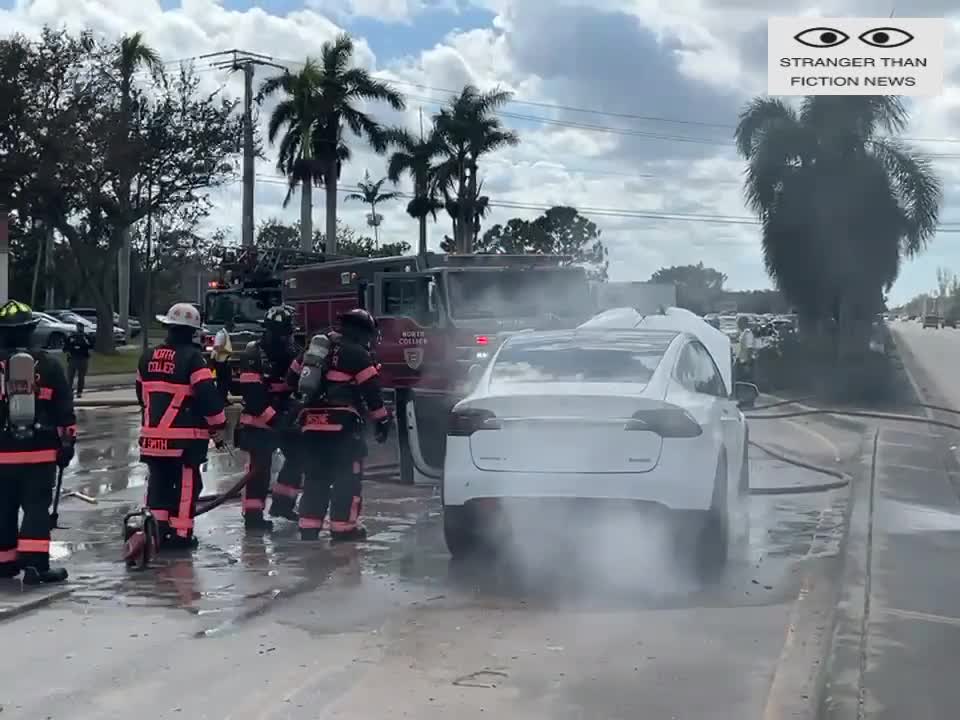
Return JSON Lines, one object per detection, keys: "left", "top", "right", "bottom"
{"left": 2, "top": 0, "right": 958, "bottom": 303}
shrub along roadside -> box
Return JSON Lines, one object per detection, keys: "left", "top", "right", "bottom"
{"left": 750, "top": 323, "right": 915, "bottom": 407}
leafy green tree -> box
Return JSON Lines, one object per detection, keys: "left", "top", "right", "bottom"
{"left": 735, "top": 95, "right": 941, "bottom": 351}
{"left": 649, "top": 263, "right": 727, "bottom": 315}
{"left": 1, "top": 30, "right": 241, "bottom": 350}
{"left": 459, "top": 206, "right": 608, "bottom": 279}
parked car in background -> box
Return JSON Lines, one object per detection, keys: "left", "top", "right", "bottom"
{"left": 943, "top": 317, "right": 957, "bottom": 329}
{"left": 70, "top": 307, "right": 139, "bottom": 339}
{"left": 49, "top": 309, "right": 125, "bottom": 345}
{"left": 32, "top": 312, "right": 78, "bottom": 350}
{"left": 923, "top": 314, "right": 941, "bottom": 329}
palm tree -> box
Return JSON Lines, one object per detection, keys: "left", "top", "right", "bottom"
{"left": 114, "top": 32, "right": 163, "bottom": 343}
{"left": 433, "top": 86, "right": 519, "bottom": 253}
{"left": 308, "top": 34, "right": 405, "bottom": 253}
{"left": 260, "top": 60, "right": 329, "bottom": 251}
{"left": 735, "top": 95, "right": 941, "bottom": 353}
{"left": 345, "top": 171, "right": 400, "bottom": 247}
{"left": 386, "top": 126, "right": 445, "bottom": 257}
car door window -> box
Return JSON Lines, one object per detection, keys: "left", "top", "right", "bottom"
{"left": 673, "top": 344, "right": 699, "bottom": 392}
{"left": 690, "top": 342, "right": 727, "bottom": 397}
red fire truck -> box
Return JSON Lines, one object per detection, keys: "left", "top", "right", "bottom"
{"left": 199, "top": 245, "right": 336, "bottom": 361}
{"left": 283, "top": 252, "right": 595, "bottom": 484}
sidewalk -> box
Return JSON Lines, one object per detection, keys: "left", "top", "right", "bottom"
{"left": 822, "top": 419, "right": 960, "bottom": 719}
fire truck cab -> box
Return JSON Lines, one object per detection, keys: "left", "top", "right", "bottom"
{"left": 284, "top": 252, "right": 595, "bottom": 484}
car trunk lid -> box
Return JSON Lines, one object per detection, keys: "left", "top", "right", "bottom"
{"left": 465, "top": 387, "right": 675, "bottom": 474}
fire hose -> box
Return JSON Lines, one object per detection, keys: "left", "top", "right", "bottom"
{"left": 73, "top": 396, "right": 960, "bottom": 502}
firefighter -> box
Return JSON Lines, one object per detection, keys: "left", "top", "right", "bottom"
{"left": 137, "top": 303, "right": 226, "bottom": 549}
{"left": 234, "top": 305, "right": 303, "bottom": 530}
{"left": 296, "top": 309, "right": 391, "bottom": 542}
{"left": 0, "top": 300, "right": 75, "bottom": 584}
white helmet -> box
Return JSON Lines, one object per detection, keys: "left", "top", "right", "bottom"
{"left": 156, "top": 302, "right": 202, "bottom": 330}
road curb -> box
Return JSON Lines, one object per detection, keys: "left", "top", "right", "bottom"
{"left": 0, "top": 586, "right": 73, "bottom": 623}
{"left": 817, "top": 428, "right": 879, "bottom": 719}
{"left": 761, "top": 427, "right": 870, "bottom": 720}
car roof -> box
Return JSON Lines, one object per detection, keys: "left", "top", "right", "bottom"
{"left": 501, "top": 328, "right": 680, "bottom": 352}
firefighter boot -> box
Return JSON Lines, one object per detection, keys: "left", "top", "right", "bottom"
{"left": 163, "top": 534, "right": 199, "bottom": 551}
{"left": 269, "top": 496, "right": 298, "bottom": 522}
{"left": 330, "top": 526, "right": 368, "bottom": 543}
{"left": 22, "top": 566, "right": 68, "bottom": 585}
{"left": 244, "top": 512, "right": 274, "bottom": 532}
{"left": 300, "top": 528, "right": 321, "bottom": 541}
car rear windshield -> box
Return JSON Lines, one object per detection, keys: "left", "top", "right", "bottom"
{"left": 490, "top": 332, "right": 672, "bottom": 384}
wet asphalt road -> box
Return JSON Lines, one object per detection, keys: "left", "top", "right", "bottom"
{"left": 0, "top": 405, "right": 861, "bottom": 720}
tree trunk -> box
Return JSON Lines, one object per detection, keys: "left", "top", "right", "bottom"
{"left": 95, "top": 250, "right": 117, "bottom": 353}
{"left": 325, "top": 157, "right": 338, "bottom": 255}
{"left": 455, "top": 162, "right": 468, "bottom": 253}
{"left": 30, "top": 218, "right": 41, "bottom": 307}
{"left": 418, "top": 215, "right": 427, "bottom": 259}
{"left": 464, "top": 162, "right": 478, "bottom": 254}
{"left": 118, "top": 225, "right": 131, "bottom": 335}
{"left": 300, "top": 182, "right": 312, "bottom": 252}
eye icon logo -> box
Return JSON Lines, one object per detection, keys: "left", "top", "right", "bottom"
{"left": 859, "top": 27, "right": 914, "bottom": 48}
{"left": 794, "top": 27, "right": 849, "bottom": 48}
{"left": 794, "top": 25, "right": 916, "bottom": 49}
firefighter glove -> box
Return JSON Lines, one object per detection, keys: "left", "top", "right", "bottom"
{"left": 57, "top": 442, "right": 75, "bottom": 469}
{"left": 374, "top": 417, "right": 392, "bottom": 444}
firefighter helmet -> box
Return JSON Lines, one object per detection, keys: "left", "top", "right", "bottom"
{"left": 339, "top": 308, "right": 377, "bottom": 333}
{"left": 0, "top": 300, "right": 40, "bottom": 328}
{"left": 263, "top": 305, "right": 295, "bottom": 335}
{"left": 156, "top": 302, "right": 203, "bottom": 329}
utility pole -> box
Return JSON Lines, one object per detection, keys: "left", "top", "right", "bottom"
{"left": 201, "top": 50, "right": 286, "bottom": 247}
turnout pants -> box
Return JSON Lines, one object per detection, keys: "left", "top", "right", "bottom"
{"left": 144, "top": 457, "right": 203, "bottom": 542}
{"left": 241, "top": 445, "right": 274, "bottom": 517}
{"left": 67, "top": 356, "right": 89, "bottom": 396}
{"left": 0, "top": 462, "right": 57, "bottom": 576}
{"left": 298, "top": 428, "right": 365, "bottom": 536}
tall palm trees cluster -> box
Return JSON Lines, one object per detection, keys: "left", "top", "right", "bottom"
{"left": 259, "top": 33, "right": 518, "bottom": 257}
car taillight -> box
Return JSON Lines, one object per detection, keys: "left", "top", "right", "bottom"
{"left": 475, "top": 335, "right": 489, "bottom": 345}
{"left": 624, "top": 408, "right": 702, "bottom": 437}
{"left": 448, "top": 408, "right": 501, "bottom": 436}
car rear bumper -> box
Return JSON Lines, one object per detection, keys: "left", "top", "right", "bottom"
{"left": 442, "top": 438, "right": 716, "bottom": 511}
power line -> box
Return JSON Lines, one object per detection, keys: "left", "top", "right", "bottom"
{"left": 273, "top": 56, "right": 960, "bottom": 146}
{"left": 249, "top": 173, "right": 960, "bottom": 231}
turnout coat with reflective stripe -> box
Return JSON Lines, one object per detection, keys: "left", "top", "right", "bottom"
{"left": 235, "top": 340, "right": 301, "bottom": 430}
{"left": 296, "top": 337, "right": 389, "bottom": 431}
{"left": 0, "top": 350, "right": 75, "bottom": 463}
{"left": 136, "top": 343, "right": 226, "bottom": 460}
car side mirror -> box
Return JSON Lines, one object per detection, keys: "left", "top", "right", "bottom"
{"left": 734, "top": 381, "right": 759, "bottom": 409}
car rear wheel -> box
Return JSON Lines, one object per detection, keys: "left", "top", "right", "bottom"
{"left": 696, "top": 456, "right": 730, "bottom": 579}
{"left": 443, "top": 505, "right": 482, "bottom": 558}
{"left": 672, "top": 455, "right": 729, "bottom": 582}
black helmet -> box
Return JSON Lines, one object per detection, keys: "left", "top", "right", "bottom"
{"left": 339, "top": 308, "right": 377, "bottom": 334}
{"left": 0, "top": 300, "right": 40, "bottom": 328}
{"left": 263, "top": 304, "right": 294, "bottom": 335}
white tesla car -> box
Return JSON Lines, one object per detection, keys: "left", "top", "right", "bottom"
{"left": 441, "top": 307, "right": 758, "bottom": 574}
